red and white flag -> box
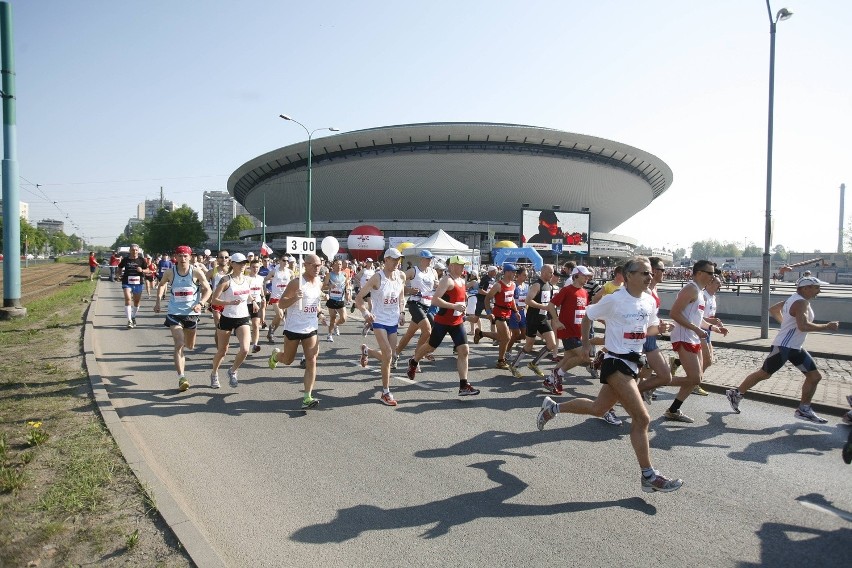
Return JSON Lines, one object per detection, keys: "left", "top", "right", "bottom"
{"left": 260, "top": 242, "right": 273, "bottom": 257}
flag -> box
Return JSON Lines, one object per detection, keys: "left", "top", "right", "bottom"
{"left": 260, "top": 242, "right": 273, "bottom": 257}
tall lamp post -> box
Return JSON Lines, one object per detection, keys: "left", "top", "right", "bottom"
{"left": 279, "top": 114, "right": 339, "bottom": 238}
{"left": 761, "top": 2, "right": 793, "bottom": 339}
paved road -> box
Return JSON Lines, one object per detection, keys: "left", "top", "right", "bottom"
{"left": 87, "top": 282, "right": 851, "bottom": 567}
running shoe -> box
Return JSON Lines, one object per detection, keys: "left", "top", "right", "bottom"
{"left": 496, "top": 359, "right": 510, "bottom": 370}
{"left": 132, "top": 317, "right": 137, "bottom": 327}
{"left": 692, "top": 385, "right": 709, "bottom": 396}
{"left": 210, "top": 372, "right": 220, "bottom": 389}
{"left": 299, "top": 358, "right": 306, "bottom": 369}
{"left": 668, "top": 356, "right": 679, "bottom": 376}
{"left": 664, "top": 410, "right": 694, "bottom": 423}
{"left": 424, "top": 353, "right": 436, "bottom": 362}
{"left": 794, "top": 407, "right": 828, "bottom": 424}
{"left": 301, "top": 397, "right": 319, "bottom": 410}
{"left": 509, "top": 364, "right": 522, "bottom": 378}
{"left": 458, "top": 384, "right": 481, "bottom": 396}
{"left": 127, "top": 319, "right": 134, "bottom": 329}
{"left": 726, "top": 388, "right": 742, "bottom": 414}
{"left": 601, "top": 410, "right": 623, "bottom": 426}
{"left": 178, "top": 377, "right": 189, "bottom": 392}
{"left": 335, "top": 326, "right": 340, "bottom": 336}
{"left": 380, "top": 391, "right": 397, "bottom": 407}
{"left": 536, "top": 396, "right": 558, "bottom": 431}
{"left": 641, "top": 472, "right": 684, "bottom": 493}
{"left": 266, "top": 331, "right": 274, "bottom": 344}
{"left": 252, "top": 344, "right": 261, "bottom": 354}
{"left": 391, "top": 354, "right": 399, "bottom": 369}
{"left": 228, "top": 368, "right": 238, "bottom": 388}
{"left": 527, "top": 362, "right": 545, "bottom": 378}
{"left": 360, "top": 344, "right": 369, "bottom": 368}
{"left": 406, "top": 357, "right": 418, "bottom": 380}
{"left": 641, "top": 388, "right": 653, "bottom": 405}
{"left": 362, "top": 321, "right": 372, "bottom": 336}
{"left": 473, "top": 329, "right": 483, "bottom": 344}
{"left": 587, "top": 364, "right": 599, "bottom": 381}
{"left": 268, "top": 348, "right": 280, "bottom": 370}
{"left": 261, "top": 321, "right": 267, "bottom": 329}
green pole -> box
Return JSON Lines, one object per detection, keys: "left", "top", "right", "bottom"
{"left": 0, "top": 1, "right": 25, "bottom": 317}
{"left": 306, "top": 133, "right": 312, "bottom": 238}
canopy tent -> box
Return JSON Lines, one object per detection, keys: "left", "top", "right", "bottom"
{"left": 404, "top": 229, "right": 480, "bottom": 271}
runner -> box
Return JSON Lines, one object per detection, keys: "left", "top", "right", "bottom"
{"left": 470, "top": 265, "right": 498, "bottom": 342}
{"left": 117, "top": 244, "right": 149, "bottom": 328}
{"left": 209, "top": 253, "right": 253, "bottom": 389}
{"left": 143, "top": 254, "right": 156, "bottom": 297}
{"left": 545, "top": 266, "right": 595, "bottom": 395}
{"left": 725, "top": 275, "right": 840, "bottom": 423}
{"left": 355, "top": 249, "right": 407, "bottom": 407}
{"left": 635, "top": 257, "right": 675, "bottom": 404}
{"left": 153, "top": 245, "right": 212, "bottom": 391}
{"left": 268, "top": 253, "right": 324, "bottom": 409}
{"left": 206, "top": 250, "right": 230, "bottom": 345}
{"left": 536, "top": 256, "right": 683, "bottom": 493}
{"left": 406, "top": 255, "right": 481, "bottom": 397}
{"left": 508, "top": 264, "right": 559, "bottom": 381}
{"left": 663, "top": 260, "right": 718, "bottom": 423}
{"left": 264, "top": 256, "right": 293, "bottom": 343}
{"left": 322, "top": 259, "right": 350, "bottom": 341}
{"left": 247, "top": 258, "right": 267, "bottom": 354}
{"left": 354, "top": 258, "right": 377, "bottom": 334}
{"left": 506, "top": 266, "right": 529, "bottom": 358}
{"left": 693, "top": 274, "right": 728, "bottom": 395}
{"left": 395, "top": 250, "right": 438, "bottom": 366}
{"left": 481, "top": 264, "right": 520, "bottom": 371}
{"left": 88, "top": 251, "right": 99, "bottom": 281}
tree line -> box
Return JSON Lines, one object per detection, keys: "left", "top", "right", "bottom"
{"left": 0, "top": 217, "right": 85, "bottom": 255}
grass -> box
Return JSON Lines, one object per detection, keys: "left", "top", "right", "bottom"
{"left": 0, "top": 277, "right": 192, "bottom": 566}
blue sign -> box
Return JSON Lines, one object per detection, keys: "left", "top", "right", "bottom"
{"left": 552, "top": 242, "right": 563, "bottom": 254}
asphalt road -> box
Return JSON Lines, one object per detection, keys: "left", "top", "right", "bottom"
{"left": 90, "top": 285, "right": 851, "bottom": 567}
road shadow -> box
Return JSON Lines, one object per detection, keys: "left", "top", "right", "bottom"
{"left": 738, "top": 521, "right": 850, "bottom": 567}
{"left": 291, "top": 459, "right": 655, "bottom": 544}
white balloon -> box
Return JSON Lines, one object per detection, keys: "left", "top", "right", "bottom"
{"left": 321, "top": 236, "right": 340, "bottom": 258}
{"left": 204, "top": 249, "right": 212, "bottom": 256}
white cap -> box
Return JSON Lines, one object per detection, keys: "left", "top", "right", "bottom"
{"left": 797, "top": 276, "right": 828, "bottom": 287}
{"left": 571, "top": 266, "right": 592, "bottom": 277}
{"left": 487, "top": 265, "right": 498, "bottom": 273}
{"left": 384, "top": 248, "right": 403, "bottom": 259}
{"left": 230, "top": 253, "right": 248, "bottom": 263}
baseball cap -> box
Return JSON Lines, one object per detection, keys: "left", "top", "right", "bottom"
{"left": 365, "top": 257, "right": 374, "bottom": 262}
{"left": 230, "top": 253, "right": 248, "bottom": 263}
{"left": 797, "top": 276, "right": 828, "bottom": 287}
{"left": 419, "top": 250, "right": 434, "bottom": 259}
{"left": 448, "top": 255, "right": 466, "bottom": 265}
{"left": 435, "top": 261, "right": 447, "bottom": 269}
{"left": 175, "top": 245, "right": 192, "bottom": 255}
{"left": 487, "top": 265, "right": 498, "bottom": 273}
{"left": 572, "top": 266, "right": 592, "bottom": 276}
{"left": 384, "top": 248, "right": 402, "bottom": 259}
{"left": 502, "top": 263, "right": 517, "bottom": 272}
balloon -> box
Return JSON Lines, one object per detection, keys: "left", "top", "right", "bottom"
{"left": 204, "top": 249, "right": 212, "bottom": 256}
{"left": 321, "top": 236, "right": 340, "bottom": 258}
{"left": 347, "top": 225, "right": 384, "bottom": 262}
{"left": 396, "top": 242, "right": 415, "bottom": 252}
{"left": 493, "top": 240, "right": 518, "bottom": 249}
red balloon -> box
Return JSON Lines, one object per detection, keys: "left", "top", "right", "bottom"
{"left": 347, "top": 225, "right": 385, "bottom": 261}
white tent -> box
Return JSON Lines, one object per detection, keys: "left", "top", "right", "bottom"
{"left": 404, "top": 229, "right": 480, "bottom": 271}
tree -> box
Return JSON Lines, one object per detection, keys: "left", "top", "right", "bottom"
{"left": 223, "top": 215, "right": 256, "bottom": 241}
{"left": 112, "top": 223, "right": 146, "bottom": 251}
{"left": 673, "top": 248, "right": 687, "bottom": 262}
{"left": 742, "top": 245, "right": 763, "bottom": 257}
{"left": 143, "top": 206, "right": 206, "bottom": 254}
{"left": 772, "top": 244, "right": 788, "bottom": 262}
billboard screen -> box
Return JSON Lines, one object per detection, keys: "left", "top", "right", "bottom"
{"left": 521, "top": 209, "right": 590, "bottom": 254}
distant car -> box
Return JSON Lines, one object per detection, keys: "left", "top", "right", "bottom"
{"left": 36, "top": 254, "right": 45, "bottom": 260}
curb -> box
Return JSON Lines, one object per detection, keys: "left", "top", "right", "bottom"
{"left": 83, "top": 282, "right": 226, "bottom": 568}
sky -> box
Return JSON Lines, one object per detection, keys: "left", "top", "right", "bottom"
{"left": 4, "top": 0, "right": 850, "bottom": 253}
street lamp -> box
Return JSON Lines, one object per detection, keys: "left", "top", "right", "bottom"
{"left": 279, "top": 114, "right": 339, "bottom": 238}
{"left": 204, "top": 194, "right": 222, "bottom": 252}
{"left": 761, "top": 2, "right": 793, "bottom": 339}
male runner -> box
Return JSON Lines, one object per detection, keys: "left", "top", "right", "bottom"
{"left": 153, "top": 245, "right": 212, "bottom": 391}
{"left": 726, "top": 275, "right": 839, "bottom": 423}
{"left": 396, "top": 250, "right": 438, "bottom": 366}
{"left": 508, "top": 264, "right": 559, "bottom": 380}
{"left": 482, "top": 263, "right": 520, "bottom": 371}
{"left": 117, "top": 244, "right": 149, "bottom": 328}
{"left": 536, "top": 256, "right": 683, "bottom": 493}
{"left": 265, "top": 256, "right": 293, "bottom": 342}
{"left": 322, "top": 259, "right": 350, "bottom": 341}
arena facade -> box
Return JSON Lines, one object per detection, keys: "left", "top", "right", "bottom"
{"left": 228, "top": 122, "right": 673, "bottom": 263}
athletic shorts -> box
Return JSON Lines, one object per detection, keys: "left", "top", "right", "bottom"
{"left": 600, "top": 357, "right": 638, "bottom": 383}
{"left": 525, "top": 315, "right": 552, "bottom": 338}
{"left": 508, "top": 309, "right": 526, "bottom": 330}
{"left": 561, "top": 337, "right": 583, "bottom": 351}
{"left": 284, "top": 329, "right": 317, "bottom": 341}
{"left": 407, "top": 301, "right": 433, "bottom": 325}
{"left": 373, "top": 322, "right": 398, "bottom": 335}
{"left": 643, "top": 335, "right": 659, "bottom": 353}
{"left": 326, "top": 299, "right": 345, "bottom": 310}
{"left": 672, "top": 341, "right": 701, "bottom": 354}
{"left": 428, "top": 322, "right": 468, "bottom": 349}
{"left": 89, "top": 266, "right": 97, "bottom": 273}
{"left": 248, "top": 302, "right": 263, "bottom": 319}
{"left": 475, "top": 297, "right": 488, "bottom": 316}
{"left": 122, "top": 283, "right": 144, "bottom": 295}
{"left": 164, "top": 314, "right": 200, "bottom": 329}
{"left": 761, "top": 345, "right": 817, "bottom": 375}
{"left": 217, "top": 315, "right": 250, "bottom": 331}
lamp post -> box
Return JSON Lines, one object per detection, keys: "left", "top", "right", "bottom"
{"left": 279, "top": 114, "right": 338, "bottom": 238}
{"left": 761, "top": 2, "right": 793, "bottom": 339}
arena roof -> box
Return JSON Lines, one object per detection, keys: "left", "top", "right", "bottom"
{"left": 228, "top": 122, "right": 673, "bottom": 232}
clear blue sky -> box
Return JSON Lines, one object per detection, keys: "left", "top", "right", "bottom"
{"left": 6, "top": 0, "right": 850, "bottom": 253}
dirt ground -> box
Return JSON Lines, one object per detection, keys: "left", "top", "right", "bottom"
{"left": 0, "top": 264, "right": 193, "bottom": 567}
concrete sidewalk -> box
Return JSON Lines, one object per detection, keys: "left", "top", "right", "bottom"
{"left": 665, "top": 319, "right": 852, "bottom": 415}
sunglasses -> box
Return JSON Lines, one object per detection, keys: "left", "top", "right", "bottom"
{"left": 218, "top": 256, "right": 229, "bottom": 259}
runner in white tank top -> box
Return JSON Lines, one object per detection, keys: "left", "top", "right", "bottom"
{"left": 396, "top": 251, "right": 439, "bottom": 360}
{"left": 264, "top": 262, "right": 293, "bottom": 342}
{"left": 210, "top": 254, "right": 254, "bottom": 389}
{"left": 268, "top": 254, "right": 325, "bottom": 410}
{"left": 356, "top": 249, "right": 407, "bottom": 407}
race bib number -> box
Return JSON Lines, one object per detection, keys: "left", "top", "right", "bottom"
{"left": 127, "top": 275, "right": 141, "bottom": 285}
{"left": 303, "top": 303, "right": 319, "bottom": 314}
{"left": 383, "top": 297, "right": 398, "bottom": 305}
{"left": 574, "top": 309, "right": 586, "bottom": 325}
{"left": 540, "top": 290, "right": 551, "bottom": 304}
{"left": 517, "top": 295, "right": 527, "bottom": 308}
{"left": 172, "top": 286, "right": 195, "bottom": 303}
{"left": 330, "top": 285, "right": 344, "bottom": 300}
{"left": 421, "top": 294, "right": 433, "bottom": 306}
{"left": 503, "top": 291, "right": 513, "bottom": 303}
